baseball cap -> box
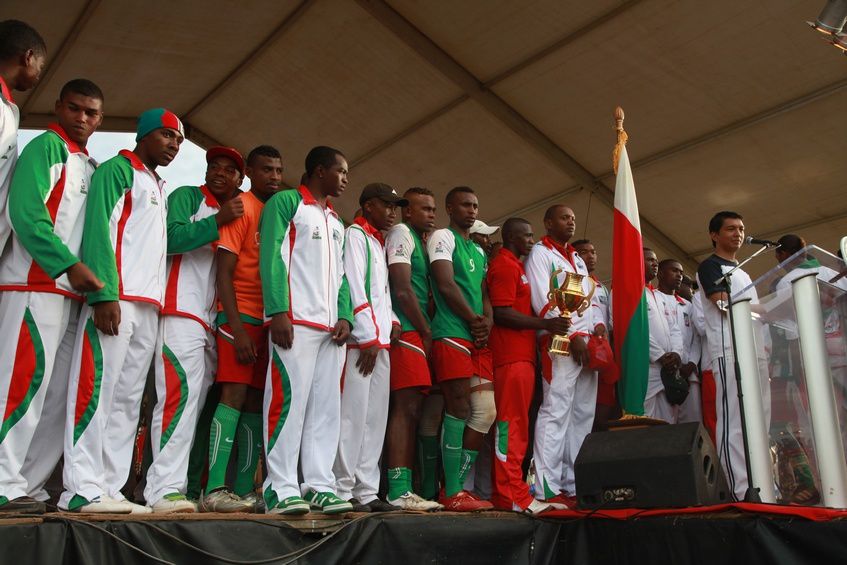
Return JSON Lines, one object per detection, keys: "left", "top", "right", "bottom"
{"left": 136, "top": 108, "right": 184, "bottom": 142}
{"left": 206, "top": 146, "right": 245, "bottom": 176}
{"left": 469, "top": 220, "right": 500, "bottom": 236}
{"left": 359, "top": 182, "right": 409, "bottom": 207}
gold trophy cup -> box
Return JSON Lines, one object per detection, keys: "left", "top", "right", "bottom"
{"left": 546, "top": 269, "right": 596, "bottom": 356}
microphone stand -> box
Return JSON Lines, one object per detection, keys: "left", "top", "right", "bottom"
{"left": 714, "top": 242, "right": 778, "bottom": 503}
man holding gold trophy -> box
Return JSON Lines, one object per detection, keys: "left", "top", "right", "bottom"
{"left": 525, "top": 204, "right": 598, "bottom": 507}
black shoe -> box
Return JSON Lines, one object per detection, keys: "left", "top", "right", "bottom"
{"left": 366, "top": 498, "right": 401, "bottom": 512}
{"left": 0, "top": 496, "right": 46, "bottom": 514}
{"left": 348, "top": 498, "right": 371, "bottom": 513}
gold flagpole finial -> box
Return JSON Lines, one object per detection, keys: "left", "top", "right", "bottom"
{"left": 613, "top": 106, "right": 628, "bottom": 175}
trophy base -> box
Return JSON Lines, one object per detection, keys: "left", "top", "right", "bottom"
{"left": 549, "top": 335, "right": 571, "bottom": 356}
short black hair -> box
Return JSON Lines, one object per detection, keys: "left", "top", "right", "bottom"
{"left": 304, "top": 146, "right": 344, "bottom": 176}
{"left": 571, "top": 239, "right": 591, "bottom": 247}
{"left": 708, "top": 211, "right": 743, "bottom": 248}
{"left": 445, "top": 186, "right": 474, "bottom": 207}
{"left": 643, "top": 246, "right": 654, "bottom": 254}
{"left": 404, "top": 186, "right": 434, "bottom": 198}
{"left": 59, "top": 79, "right": 104, "bottom": 102}
{"left": 502, "top": 217, "right": 531, "bottom": 240}
{"left": 0, "top": 20, "right": 46, "bottom": 61}
{"left": 659, "top": 258, "right": 682, "bottom": 270}
{"left": 544, "top": 204, "right": 570, "bottom": 221}
{"left": 247, "top": 145, "right": 282, "bottom": 167}
{"left": 777, "top": 234, "right": 806, "bottom": 256}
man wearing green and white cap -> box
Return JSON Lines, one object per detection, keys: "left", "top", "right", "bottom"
{"left": 60, "top": 108, "right": 185, "bottom": 513}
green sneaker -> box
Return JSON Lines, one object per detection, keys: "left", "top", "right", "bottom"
{"left": 268, "top": 496, "right": 310, "bottom": 515}
{"left": 303, "top": 490, "right": 353, "bottom": 514}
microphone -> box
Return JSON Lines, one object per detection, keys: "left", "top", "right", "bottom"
{"left": 745, "top": 236, "right": 780, "bottom": 247}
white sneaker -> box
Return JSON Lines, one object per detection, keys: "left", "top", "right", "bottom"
{"left": 524, "top": 499, "right": 554, "bottom": 514}
{"left": 387, "top": 491, "right": 443, "bottom": 512}
{"left": 151, "top": 493, "right": 197, "bottom": 514}
{"left": 122, "top": 499, "right": 153, "bottom": 514}
{"left": 73, "top": 496, "right": 133, "bottom": 514}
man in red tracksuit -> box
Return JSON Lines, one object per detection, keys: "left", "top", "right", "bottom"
{"left": 487, "top": 218, "right": 570, "bottom": 514}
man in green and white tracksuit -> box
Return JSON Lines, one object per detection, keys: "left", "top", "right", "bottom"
{"left": 60, "top": 108, "right": 185, "bottom": 514}
{"left": 143, "top": 146, "right": 246, "bottom": 513}
{"left": 0, "top": 80, "right": 103, "bottom": 514}
{"left": 259, "top": 146, "right": 353, "bottom": 515}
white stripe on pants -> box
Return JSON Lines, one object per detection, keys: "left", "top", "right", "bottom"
{"left": 333, "top": 348, "right": 389, "bottom": 504}
{"left": 144, "top": 316, "right": 215, "bottom": 506}
{"left": 533, "top": 353, "right": 597, "bottom": 498}
{"left": 713, "top": 356, "right": 771, "bottom": 500}
{"left": 60, "top": 301, "right": 158, "bottom": 508}
{"left": 21, "top": 300, "right": 80, "bottom": 501}
{"left": 264, "top": 325, "right": 345, "bottom": 502}
{"left": 0, "top": 291, "right": 72, "bottom": 501}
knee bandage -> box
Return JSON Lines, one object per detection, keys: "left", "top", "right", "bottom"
{"left": 466, "top": 378, "right": 496, "bottom": 434}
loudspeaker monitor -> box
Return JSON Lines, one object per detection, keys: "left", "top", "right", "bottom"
{"left": 575, "top": 422, "right": 730, "bottom": 509}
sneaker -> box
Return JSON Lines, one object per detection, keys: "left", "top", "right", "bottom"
{"left": 365, "top": 498, "right": 401, "bottom": 512}
{"left": 387, "top": 491, "right": 443, "bottom": 512}
{"left": 522, "top": 499, "right": 554, "bottom": 514}
{"left": 151, "top": 493, "right": 196, "bottom": 514}
{"left": 303, "top": 490, "right": 353, "bottom": 514}
{"left": 348, "top": 498, "right": 371, "bottom": 513}
{"left": 202, "top": 489, "right": 254, "bottom": 513}
{"left": 438, "top": 490, "right": 494, "bottom": 512}
{"left": 268, "top": 496, "right": 310, "bottom": 515}
{"left": 241, "top": 492, "right": 265, "bottom": 514}
{"left": 64, "top": 495, "right": 132, "bottom": 514}
{"left": 0, "top": 496, "right": 46, "bottom": 514}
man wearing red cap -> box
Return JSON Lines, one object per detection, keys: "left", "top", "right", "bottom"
{"left": 202, "top": 145, "right": 284, "bottom": 513}
{"left": 143, "top": 146, "right": 246, "bottom": 513}
{"left": 60, "top": 108, "right": 185, "bottom": 513}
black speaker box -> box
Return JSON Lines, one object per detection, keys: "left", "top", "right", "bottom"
{"left": 575, "top": 422, "right": 731, "bottom": 509}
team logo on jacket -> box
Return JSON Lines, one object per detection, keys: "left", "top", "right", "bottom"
{"left": 434, "top": 241, "right": 445, "bottom": 254}
{"left": 683, "top": 312, "right": 690, "bottom": 327}
{"left": 394, "top": 244, "right": 407, "bottom": 257}
{"left": 80, "top": 179, "right": 88, "bottom": 194}
{"left": 312, "top": 226, "right": 322, "bottom": 240}
{"left": 332, "top": 229, "right": 342, "bottom": 242}
{"left": 150, "top": 192, "right": 159, "bottom": 206}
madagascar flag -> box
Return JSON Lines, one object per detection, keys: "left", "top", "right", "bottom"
{"left": 612, "top": 145, "right": 649, "bottom": 415}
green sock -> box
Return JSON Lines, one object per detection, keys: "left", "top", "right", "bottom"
{"left": 441, "top": 414, "right": 465, "bottom": 497}
{"left": 207, "top": 403, "right": 241, "bottom": 492}
{"left": 234, "top": 412, "right": 263, "bottom": 496}
{"left": 388, "top": 467, "right": 412, "bottom": 500}
{"left": 417, "top": 435, "right": 439, "bottom": 499}
{"left": 186, "top": 392, "right": 217, "bottom": 499}
{"left": 458, "top": 449, "right": 479, "bottom": 486}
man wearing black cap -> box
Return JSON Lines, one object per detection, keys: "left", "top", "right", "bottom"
{"left": 143, "top": 146, "right": 246, "bottom": 513}
{"left": 333, "top": 183, "right": 405, "bottom": 512}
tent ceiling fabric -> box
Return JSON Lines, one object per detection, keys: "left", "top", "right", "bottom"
{"left": 4, "top": 0, "right": 846, "bottom": 281}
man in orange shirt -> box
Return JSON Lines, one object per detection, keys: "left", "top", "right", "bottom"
{"left": 202, "top": 146, "right": 284, "bottom": 512}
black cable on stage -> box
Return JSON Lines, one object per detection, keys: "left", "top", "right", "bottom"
{"left": 47, "top": 515, "right": 177, "bottom": 565}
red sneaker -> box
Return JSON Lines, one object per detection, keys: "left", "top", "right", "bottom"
{"left": 439, "top": 490, "right": 494, "bottom": 512}
{"left": 544, "top": 493, "right": 578, "bottom": 510}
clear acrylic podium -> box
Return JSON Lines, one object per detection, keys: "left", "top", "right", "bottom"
{"left": 731, "top": 245, "right": 847, "bottom": 507}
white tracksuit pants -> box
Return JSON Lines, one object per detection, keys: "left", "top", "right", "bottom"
{"left": 713, "top": 355, "right": 771, "bottom": 500}
{"left": 678, "top": 380, "right": 702, "bottom": 424}
{"left": 0, "top": 291, "right": 74, "bottom": 501}
{"left": 60, "top": 301, "right": 158, "bottom": 508}
{"left": 264, "top": 325, "right": 345, "bottom": 503}
{"left": 144, "top": 316, "right": 216, "bottom": 506}
{"left": 533, "top": 353, "right": 597, "bottom": 498}
{"left": 333, "top": 348, "right": 390, "bottom": 504}
{"left": 644, "top": 390, "right": 678, "bottom": 423}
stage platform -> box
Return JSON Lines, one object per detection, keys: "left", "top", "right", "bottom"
{"left": 4, "top": 503, "right": 847, "bottom": 564}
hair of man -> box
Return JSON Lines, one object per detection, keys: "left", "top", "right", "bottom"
{"left": 247, "top": 144, "right": 282, "bottom": 168}
{"left": 59, "top": 78, "right": 103, "bottom": 102}
{"left": 445, "top": 185, "right": 474, "bottom": 207}
{"left": 0, "top": 20, "right": 46, "bottom": 61}
{"left": 304, "top": 145, "right": 344, "bottom": 176}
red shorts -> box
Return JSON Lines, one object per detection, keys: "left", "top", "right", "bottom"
{"left": 431, "top": 337, "right": 493, "bottom": 383}
{"left": 216, "top": 322, "right": 268, "bottom": 390}
{"left": 390, "top": 331, "right": 431, "bottom": 391}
